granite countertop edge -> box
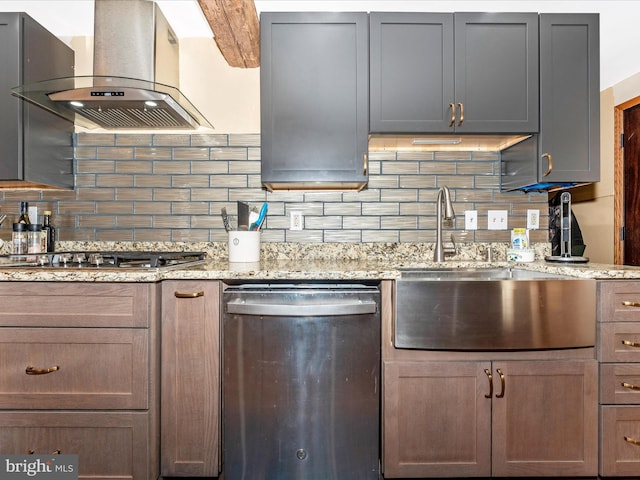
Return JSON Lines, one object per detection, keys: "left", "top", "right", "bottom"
{"left": 0, "top": 241, "right": 638, "bottom": 282}
{"left": 0, "top": 258, "right": 637, "bottom": 282}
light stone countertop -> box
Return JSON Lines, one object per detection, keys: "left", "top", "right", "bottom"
{"left": 0, "top": 241, "right": 639, "bottom": 282}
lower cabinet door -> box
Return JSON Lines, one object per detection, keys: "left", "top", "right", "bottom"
{"left": 0, "top": 411, "right": 155, "bottom": 480}
{"left": 601, "top": 405, "right": 640, "bottom": 476}
{"left": 161, "top": 280, "right": 220, "bottom": 477}
{"left": 383, "top": 361, "right": 492, "bottom": 478}
{"left": 491, "top": 360, "right": 599, "bottom": 477}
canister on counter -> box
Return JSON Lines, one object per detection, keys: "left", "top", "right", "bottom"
{"left": 12, "top": 222, "right": 27, "bottom": 255}
{"left": 27, "top": 223, "right": 42, "bottom": 255}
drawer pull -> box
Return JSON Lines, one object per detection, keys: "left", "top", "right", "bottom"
{"left": 457, "top": 102, "right": 464, "bottom": 127}
{"left": 25, "top": 365, "right": 60, "bottom": 375}
{"left": 175, "top": 291, "right": 204, "bottom": 298}
{"left": 448, "top": 103, "right": 455, "bottom": 127}
{"left": 622, "top": 301, "right": 640, "bottom": 307}
{"left": 496, "top": 368, "right": 506, "bottom": 398}
{"left": 622, "top": 340, "right": 640, "bottom": 348}
{"left": 484, "top": 368, "right": 493, "bottom": 398}
{"left": 625, "top": 436, "right": 640, "bottom": 446}
{"left": 28, "top": 450, "right": 61, "bottom": 454}
{"left": 622, "top": 382, "right": 640, "bottom": 391}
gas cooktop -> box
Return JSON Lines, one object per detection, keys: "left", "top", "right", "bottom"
{"left": 0, "top": 251, "right": 206, "bottom": 270}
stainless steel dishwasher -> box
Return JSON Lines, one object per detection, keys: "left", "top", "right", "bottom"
{"left": 223, "top": 283, "right": 381, "bottom": 480}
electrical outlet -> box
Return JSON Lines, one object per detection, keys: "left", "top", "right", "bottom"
{"left": 487, "top": 210, "right": 508, "bottom": 230}
{"left": 465, "top": 210, "right": 477, "bottom": 230}
{"left": 527, "top": 209, "right": 540, "bottom": 229}
{"left": 290, "top": 211, "right": 303, "bottom": 230}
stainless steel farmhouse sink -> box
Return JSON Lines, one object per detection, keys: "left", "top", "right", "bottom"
{"left": 395, "top": 268, "right": 596, "bottom": 350}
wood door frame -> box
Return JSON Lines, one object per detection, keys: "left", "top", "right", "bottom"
{"left": 614, "top": 96, "right": 640, "bottom": 264}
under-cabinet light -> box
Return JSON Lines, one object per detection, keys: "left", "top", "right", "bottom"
{"left": 412, "top": 138, "right": 462, "bottom": 145}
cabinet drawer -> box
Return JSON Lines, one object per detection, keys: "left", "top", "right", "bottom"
{"left": 601, "top": 364, "right": 640, "bottom": 404}
{"left": 599, "top": 323, "right": 640, "bottom": 363}
{"left": 599, "top": 281, "right": 640, "bottom": 323}
{"left": 0, "top": 282, "right": 151, "bottom": 328}
{"left": 0, "top": 411, "right": 155, "bottom": 480}
{"left": 601, "top": 406, "right": 640, "bottom": 476}
{"left": 0, "top": 328, "right": 148, "bottom": 409}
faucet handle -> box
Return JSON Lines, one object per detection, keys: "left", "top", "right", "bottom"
{"left": 444, "top": 233, "right": 457, "bottom": 255}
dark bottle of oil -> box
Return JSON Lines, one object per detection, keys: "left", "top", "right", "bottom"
{"left": 18, "top": 201, "right": 30, "bottom": 224}
{"left": 42, "top": 211, "right": 55, "bottom": 252}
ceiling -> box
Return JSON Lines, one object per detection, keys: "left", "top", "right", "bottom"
{"left": 0, "top": 0, "right": 637, "bottom": 89}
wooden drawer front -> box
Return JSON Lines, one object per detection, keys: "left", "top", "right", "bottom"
{"left": 0, "top": 283, "right": 150, "bottom": 328}
{"left": 0, "top": 328, "right": 148, "bottom": 409}
{"left": 601, "top": 406, "right": 640, "bottom": 476}
{"left": 0, "top": 411, "right": 153, "bottom": 480}
{"left": 599, "top": 281, "right": 640, "bottom": 323}
{"left": 600, "top": 323, "right": 640, "bottom": 363}
{"left": 601, "top": 364, "right": 640, "bottom": 404}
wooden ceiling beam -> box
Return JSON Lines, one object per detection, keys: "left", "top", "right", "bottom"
{"left": 196, "top": 0, "right": 260, "bottom": 68}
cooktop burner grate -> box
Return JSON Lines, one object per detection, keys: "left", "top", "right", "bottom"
{"left": 0, "top": 251, "right": 206, "bottom": 269}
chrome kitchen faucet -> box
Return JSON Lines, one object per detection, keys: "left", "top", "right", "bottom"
{"left": 434, "top": 185, "right": 456, "bottom": 262}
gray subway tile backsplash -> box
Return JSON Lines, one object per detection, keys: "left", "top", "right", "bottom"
{"left": 0, "top": 133, "right": 549, "bottom": 244}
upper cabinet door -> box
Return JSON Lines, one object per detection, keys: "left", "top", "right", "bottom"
{"left": 538, "top": 14, "right": 600, "bottom": 183}
{"left": 370, "top": 12, "right": 539, "bottom": 134}
{"left": 260, "top": 12, "right": 369, "bottom": 190}
{"left": 370, "top": 13, "right": 454, "bottom": 133}
{"left": 454, "top": 12, "right": 539, "bottom": 133}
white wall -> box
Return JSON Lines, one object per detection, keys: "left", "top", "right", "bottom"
{"left": 574, "top": 73, "right": 640, "bottom": 264}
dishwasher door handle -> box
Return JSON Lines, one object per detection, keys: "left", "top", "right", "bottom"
{"left": 226, "top": 299, "right": 377, "bottom": 316}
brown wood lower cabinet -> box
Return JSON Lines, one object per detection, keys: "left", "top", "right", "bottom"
{"left": 383, "top": 359, "right": 598, "bottom": 478}
{"left": 598, "top": 280, "right": 640, "bottom": 476}
{"left": 0, "top": 412, "right": 152, "bottom": 479}
{"left": 161, "top": 280, "right": 220, "bottom": 477}
{"left": 0, "top": 282, "right": 160, "bottom": 480}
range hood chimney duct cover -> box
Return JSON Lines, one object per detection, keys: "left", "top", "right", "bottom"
{"left": 12, "top": 0, "right": 213, "bottom": 130}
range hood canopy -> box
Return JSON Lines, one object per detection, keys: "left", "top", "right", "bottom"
{"left": 13, "top": 76, "right": 212, "bottom": 130}
{"left": 11, "top": 0, "right": 213, "bottom": 131}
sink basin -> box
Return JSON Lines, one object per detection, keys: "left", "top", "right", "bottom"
{"left": 395, "top": 268, "right": 595, "bottom": 351}
{"left": 398, "top": 267, "right": 564, "bottom": 280}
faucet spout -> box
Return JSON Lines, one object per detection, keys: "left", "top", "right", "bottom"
{"left": 434, "top": 185, "right": 456, "bottom": 262}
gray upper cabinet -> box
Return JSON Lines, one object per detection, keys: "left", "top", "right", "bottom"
{"left": 501, "top": 14, "right": 599, "bottom": 190}
{"left": 0, "top": 13, "right": 74, "bottom": 189}
{"left": 260, "top": 12, "right": 369, "bottom": 190}
{"left": 370, "top": 12, "right": 539, "bottom": 133}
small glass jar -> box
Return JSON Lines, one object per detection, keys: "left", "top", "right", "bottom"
{"left": 27, "top": 223, "right": 43, "bottom": 255}
{"left": 12, "top": 222, "right": 27, "bottom": 255}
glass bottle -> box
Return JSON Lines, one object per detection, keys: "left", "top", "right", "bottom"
{"left": 18, "top": 201, "right": 31, "bottom": 224}
{"left": 42, "top": 211, "right": 55, "bottom": 253}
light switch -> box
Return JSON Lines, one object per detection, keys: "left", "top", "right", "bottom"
{"left": 488, "top": 210, "right": 508, "bottom": 230}
{"left": 465, "top": 210, "right": 477, "bottom": 230}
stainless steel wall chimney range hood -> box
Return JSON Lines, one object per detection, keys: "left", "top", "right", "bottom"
{"left": 11, "top": 0, "right": 213, "bottom": 130}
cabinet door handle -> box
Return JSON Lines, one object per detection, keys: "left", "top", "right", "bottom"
{"left": 625, "top": 436, "right": 640, "bottom": 446}
{"left": 622, "top": 301, "right": 640, "bottom": 307}
{"left": 457, "top": 102, "right": 464, "bottom": 127}
{"left": 448, "top": 103, "right": 455, "bottom": 127}
{"left": 495, "top": 368, "right": 506, "bottom": 398}
{"left": 622, "top": 340, "right": 640, "bottom": 348}
{"left": 28, "top": 450, "right": 61, "bottom": 454}
{"left": 174, "top": 291, "right": 204, "bottom": 298}
{"left": 363, "top": 151, "right": 368, "bottom": 176}
{"left": 484, "top": 368, "right": 493, "bottom": 398}
{"left": 25, "top": 365, "right": 59, "bottom": 375}
{"left": 541, "top": 153, "right": 553, "bottom": 176}
{"left": 622, "top": 382, "right": 640, "bottom": 391}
